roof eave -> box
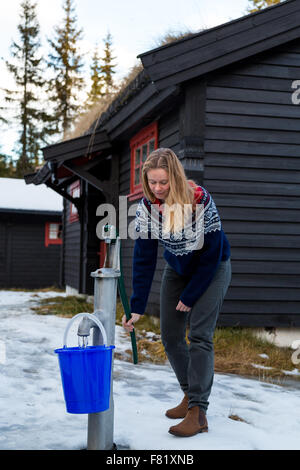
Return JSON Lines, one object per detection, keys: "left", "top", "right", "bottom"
{"left": 137, "top": 0, "right": 300, "bottom": 90}
{"left": 41, "top": 129, "right": 111, "bottom": 163}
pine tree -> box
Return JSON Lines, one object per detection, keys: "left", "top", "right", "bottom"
{"left": 5, "top": 0, "right": 50, "bottom": 177}
{"left": 0, "top": 153, "right": 16, "bottom": 178}
{"left": 48, "top": 0, "right": 84, "bottom": 138}
{"left": 0, "top": 154, "right": 9, "bottom": 177}
{"left": 100, "top": 32, "right": 117, "bottom": 95}
{"left": 247, "top": 0, "right": 282, "bottom": 13}
{"left": 86, "top": 45, "right": 105, "bottom": 108}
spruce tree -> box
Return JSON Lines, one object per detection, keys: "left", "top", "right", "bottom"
{"left": 86, "top": 45, "right": 105, "bottom": 108}
{"left": 48, "top": 0, "right": 84, "bottom": 138}
{"left": 100, "top": 32, "right": 117, "bottom": 95}
{"left": 5, "top": 0, "right": 50, "bottom": 177}
{"left": 0, "top": 153, "right": 16, "bottom": 178}
{"left": 0, "top": 154, "right": 9, "bottom": 177}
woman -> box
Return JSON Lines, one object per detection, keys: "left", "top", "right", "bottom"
{"left": 122, "top": 148, "right": 231, "bottom": 437}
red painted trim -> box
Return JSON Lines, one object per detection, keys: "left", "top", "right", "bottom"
{"left": 97, "top": 240, "right": 107, "bottom": 268}
{"left": 45, "top": 221, "right": 62, "bottom": 247}
{"left": 68, "top": 180, "right": 80, "bottom": 223}
{"left": 129, "top": 121, "right": 158, "bottom": 199}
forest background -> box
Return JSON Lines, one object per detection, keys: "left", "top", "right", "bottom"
{"left": 0, "top": 0, "right": 281, "bottom": 178}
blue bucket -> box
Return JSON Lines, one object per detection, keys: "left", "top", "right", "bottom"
{"left": 55, "top": 313, "right": 115, "bottom": 414}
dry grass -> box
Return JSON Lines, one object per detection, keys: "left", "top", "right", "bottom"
{"left": 213, "top": 327, "right": 296, "bottom": 382}
{"left": 29, "top": 295, "right": 298, "bottom": 383}
{"left": 65, "top": 62, "right": 144, "bottom": 140}
{"left": 64, "top": 91, "right": 120, "bottom": 141}
{"left": 136, "top": 339, "right": 167, "bottom": 364}
{"left": 228, "top": 414, "right": 248, "bottom": 423}
{"left": 116, "top": 302, "right": 298, "bottom": 383}
{"left": 31, "top": 295, "right": 94, "bottom": 318}
{"left": 0, "top": 285, "right": 65, "bottom": 293}
{"left": 115, "top": 300, "right": 167, "bottom": 363}
{"left": 151, "top": 29, "right": 198, "bottom": 48}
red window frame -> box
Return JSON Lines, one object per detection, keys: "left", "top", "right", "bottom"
{"left": 97, "top": 240, "right": 107, "bottom": 268}
{"left": 45, "top": 221, "right": 62, "bottom": 247}
{"left": 69, "top": 180, "right": 81, "bottom": 223}
{"left": 128, "top": 121, "right": 158, "bottom": 201}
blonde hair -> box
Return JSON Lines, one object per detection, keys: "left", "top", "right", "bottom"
{"left": 142, "top": 148, "right": 199, "bottom": 233}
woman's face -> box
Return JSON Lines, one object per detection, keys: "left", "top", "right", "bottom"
{"left": 147, "top": 168, "right": 170, "bottom": 200}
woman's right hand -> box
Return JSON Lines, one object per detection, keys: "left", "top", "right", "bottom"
{"left": 122, "top": 313, "right": 141, "bottom": 333}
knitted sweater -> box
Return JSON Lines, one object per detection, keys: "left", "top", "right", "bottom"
{"left": 130, "top": 185, "right": 231, "bottom": 315}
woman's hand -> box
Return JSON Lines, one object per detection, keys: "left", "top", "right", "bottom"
{"left": 176, "top": 301, "right": 191, "bottom": 312}
{"left": 122, "top": 313, "right": 141, "bottom": 333}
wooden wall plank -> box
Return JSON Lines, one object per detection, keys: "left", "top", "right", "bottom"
{"left": 202, "top": 40, "right": 300, "bottom": 325}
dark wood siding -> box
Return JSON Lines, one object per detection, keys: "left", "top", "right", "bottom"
{"left": 204, "top": 41, "right": 300, "bottom": 326}
{"left": 0, "top": 221, "right": 9, "bottom": 286}
{"left": 0, "top": 212, "right": 61, "bottom": 289}
{"left": 119, "top": 109, "right": 180, "bottom": 316}
{"left": 82, "top": 182, "right": 106, "bottom": 295}
{"left": 64, "top": 191, "right": 81, "bottom": 292}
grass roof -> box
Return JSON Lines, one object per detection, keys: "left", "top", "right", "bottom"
{"left": 65, "top": 28, "right": 198, "bottom": 141}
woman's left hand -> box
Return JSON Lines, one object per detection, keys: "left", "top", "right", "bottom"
{"left": 176, "top": 301, "right": 191, "bottom": 312}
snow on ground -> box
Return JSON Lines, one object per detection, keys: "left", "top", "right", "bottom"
{"left": 0, "top": 289, "right": 300, "bottom": 450}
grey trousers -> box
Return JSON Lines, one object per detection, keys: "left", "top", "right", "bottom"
{"left": 160, "top": 258, "right": 232, "bottom": 413}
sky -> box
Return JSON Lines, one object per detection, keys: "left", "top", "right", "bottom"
{"left": 0, "top": 0, "right": 250, "bottom": 157}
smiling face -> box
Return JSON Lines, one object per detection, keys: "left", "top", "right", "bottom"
{"left": 147, "top": 168, "right": 170, "bottom": 201}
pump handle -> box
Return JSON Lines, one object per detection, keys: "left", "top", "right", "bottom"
{"left": 63, "top": 313, "right": 108, "bottom": 347}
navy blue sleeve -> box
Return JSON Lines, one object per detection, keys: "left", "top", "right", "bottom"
{"left": 179, "top": 230, "right": 224, "bottom": 308}
{"left": 130, "top": 236, "right": 158, "bottom": 315}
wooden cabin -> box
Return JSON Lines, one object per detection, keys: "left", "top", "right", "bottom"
{"left": 25, "top": 0, "right": 300, "bottom": 327}
{"left": 0, "top": 177, "right": 63, "bottom": 289}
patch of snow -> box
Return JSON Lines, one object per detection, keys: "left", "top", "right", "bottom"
{"left": 258, "top": 354, "right": 269, "bottom": 359}
{"left": 251, "top": 363, "right": 274, "bottom": 370}
{"left": 0, "top": 290, "right": 300, "bottom": 450}
{"left": 281, "top": 369, "right": 300, "bottom": 376}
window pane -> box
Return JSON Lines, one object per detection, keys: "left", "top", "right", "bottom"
{"left": 71, "top": 204, "right": 78, "bottom": 215}
{"left": 149, "top": 139, "right": 155, "bottom": 154}
{"left": 72, "top": 187, "right": 80, "bottom": 198}
{"left": 135, "top": 148, "right": 141, "bottom": 166}
{"left": 49, "top": 223, "right": 59, "bottom": 239}
{"left": 142, "top": 144, "right": 148, "bottom": 162}
{"left": 135, "top": 168, "right": 140, "bottom": 185}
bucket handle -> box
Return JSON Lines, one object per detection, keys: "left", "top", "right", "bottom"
{"left": 63, "top": 313, "right": 108, "bottom": 348}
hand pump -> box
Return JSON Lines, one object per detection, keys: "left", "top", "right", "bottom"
{"left": 77, "top": 224, "right": 138, "bottom": 450}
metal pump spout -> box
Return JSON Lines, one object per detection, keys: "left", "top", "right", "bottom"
{"left": 77, "top": 316, "right": 95, "bottom": 338}
{"left": 77, "top": 309, "right": 107, "bottom": 347}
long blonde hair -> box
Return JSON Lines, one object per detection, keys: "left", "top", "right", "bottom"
{"left": 142, "top": 148, "right": 199, "bottom": 233}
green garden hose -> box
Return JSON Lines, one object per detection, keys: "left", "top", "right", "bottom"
{"left": 117, "top": 235, "right": 138, "bottom": 365}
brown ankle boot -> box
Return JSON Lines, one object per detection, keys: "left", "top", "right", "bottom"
{"left": 165, "top": 393, "right": 189, "bottom": 419}
{"left": 168, "top": 406, "right": 208, "bottom": 437}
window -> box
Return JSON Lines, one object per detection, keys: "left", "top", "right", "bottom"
{"left": 128, "top": 121, "right": 158, "bottom": 201}
{"left": 69, "top": 180, "right": 81, "bottom": 223}
{"left": 45, "top": 222, "right": 62, "bottom": 247}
